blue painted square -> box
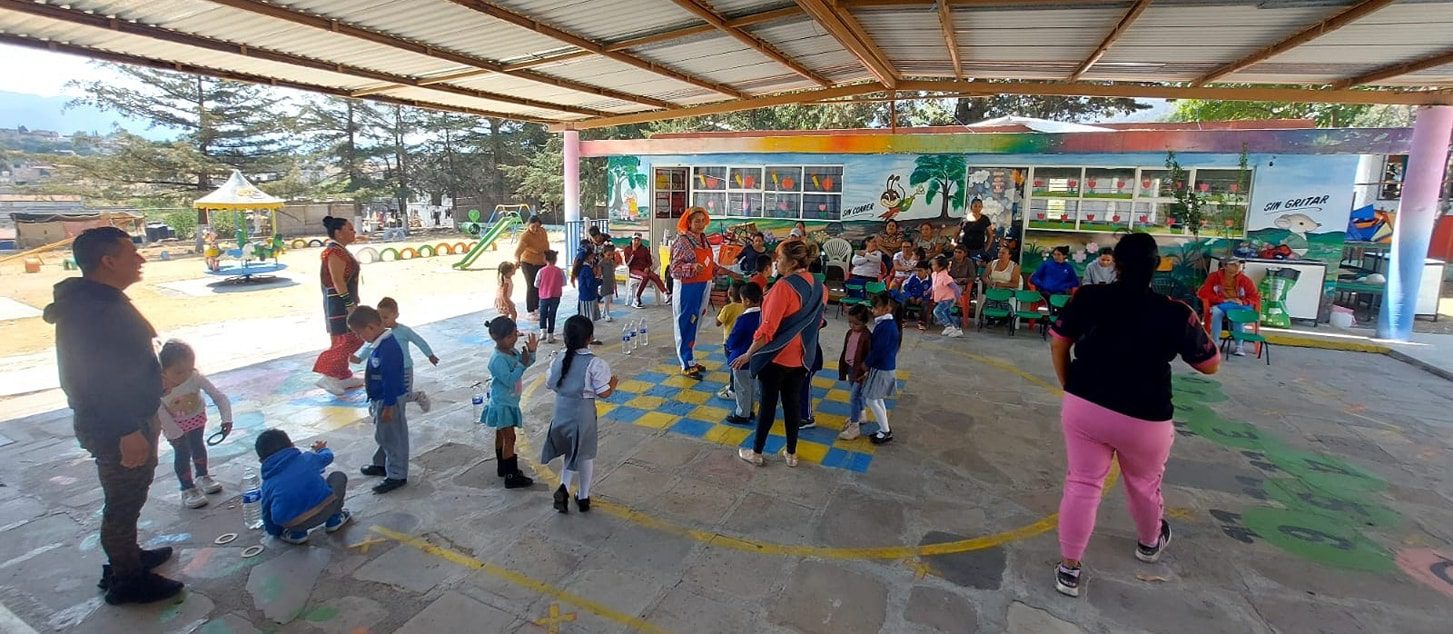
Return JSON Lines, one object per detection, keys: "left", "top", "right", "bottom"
{"left": 816, "top": 400, "right": 852, "bottom": 417}
{"left": 606, "top": 406, "right": 646, "bottom": 422}
{"left": 646, "top": 385, "right": 677, "bottom": 398}
{"left": 798, "top": 426, "right": 840, "bottom": 445}
{"left": 660, "top": 400, "right": 697, "bottom": 416}
{"left": 821, "top": 448, "right": 851, "bottom": 469}
{"left": 738, "top": 434, "right": 786, "bottom": 455}
{"left": 669, "top": 418, "right": 713, "bottom": 438}
{"left": 637, "top": 371, "right": 668, "bottom": 384}
{"left": 696, "top": 380, "right": 726, "bottom": 394}
{"left": 845, "top": 452, "right": 873, "bottom": 473}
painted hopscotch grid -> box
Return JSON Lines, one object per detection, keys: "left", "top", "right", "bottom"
{"left": 601, "top": 348, "right": 906, "bottom": 472}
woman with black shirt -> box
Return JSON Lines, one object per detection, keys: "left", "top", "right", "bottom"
{"left": 1046, "top": 232, "right": 1220, "bottom": 598}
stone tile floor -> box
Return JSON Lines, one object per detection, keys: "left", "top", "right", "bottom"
{"left": 1, "top": 304, "right": 1452, "bottom": 633}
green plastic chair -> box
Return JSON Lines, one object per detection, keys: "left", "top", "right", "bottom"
{"left": 865, "top": 281, "right": 888, "bottom": 296}
{"left": 1013, "top": 289, "right": 1047, "bottom": 338}
{"left": 978, "top": 287, "right": 1015, "bottom": 333}
{"left": 838, "top": 279, "right": 870, "bottom": 317}
{"left": 1222, "top": 306, "right": 1270, "bottom": 365}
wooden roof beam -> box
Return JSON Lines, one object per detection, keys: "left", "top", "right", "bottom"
{"left": 553, "top": 79, "right": 1453, "bottom": 131}
{"left": 937, "top": 0, "right": 964, "bottom": 81}
{"left": 0, "top": 0, "right": 606, "bottom": 117}
{"left": 204, "top": 0, "right": 676, "bottom": 110}
{"left": 667, "top": 0, "right": 831, "bottom": 87}
{"left": 0, "top": 34, "right": 554, "bottom": 124}
{"left": 794, "top": 0, "right": 898, "bottom": 88}
{"left": 446, "top": 0, "right": 747, "bottom": 98}
{"left": 1069, "top": 0, "right": 1152, "bottom": 81}
{"left": 1194, "top": 0, "right": 1396, "bottom": 86}
{"left": 1332, "top": 48, "right": 1453, "bottom": 89}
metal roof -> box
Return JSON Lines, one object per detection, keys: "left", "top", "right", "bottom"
{"left": 1, "top": 0, "right": 1450, "bottom": 130}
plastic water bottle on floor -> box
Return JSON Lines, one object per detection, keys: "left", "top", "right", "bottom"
{"left": 638, "top": 319, "right": 649, "bottom": 347}
{"left": 628, "top": 320, "right": 639, "bottom": 352}
{"left": 471, "top": 381, "right": 485, "bottom": 422}
{"left": 622, "top": 323, "right": 633, "bottom": 354}
{"left": 241, "top": 469, "right": 263, "bottom": 530}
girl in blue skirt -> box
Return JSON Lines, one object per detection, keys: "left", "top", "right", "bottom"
{"left": 483, "top": 316, "right": 537, "bottom": 489}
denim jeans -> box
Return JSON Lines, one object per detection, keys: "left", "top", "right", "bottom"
{"left": 933, "top": 300, "right": 955, "bottom": 327}
{"left": 1210, "top": 302, "right": 1247, "bottom": 338}
{"left": 848, "top": 380, "right": 866, "bottom": 423}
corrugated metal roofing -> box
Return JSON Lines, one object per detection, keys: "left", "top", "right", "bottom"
{"left": 1, "top": 0, "right": 1450, "bottom": 127}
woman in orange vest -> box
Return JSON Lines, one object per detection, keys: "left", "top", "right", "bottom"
{"left": 669, "top": 207, "right": 738, "bottom": 379}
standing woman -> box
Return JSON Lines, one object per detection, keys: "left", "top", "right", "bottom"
{"left": 1046, "top": 232, "right": 1220, "bottom": 598}
{"left": 669, "top": 207, "right": 736, "bottom": 379}
{"left": 730, "top": 239, "right": 827, "bottom": 467}
{"left": 515, "top": 215, "right": 550, "bottom": 321}
{"left": 312, "top": 216, "right": 365, "bottom": 396}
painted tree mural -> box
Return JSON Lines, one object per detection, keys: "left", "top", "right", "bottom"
{"left": 910, "top": 154, "right": 967, "bottom": 222}
{"left": 606, "top": 155, "right": 648, "bottom": 219}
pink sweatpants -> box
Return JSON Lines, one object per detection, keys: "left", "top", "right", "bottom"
{"left": 1057, "top": 392, "right": 1174, "bottom": 561}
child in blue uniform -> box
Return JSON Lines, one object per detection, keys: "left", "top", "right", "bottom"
{"left": 348, "top": 306, "right": 410, "bottom": 494}
{"left": 865, "top": 292, "right": 902, "bottom": 445}
{"left": 483, "top": 316, "right": 537, "bottom": 489}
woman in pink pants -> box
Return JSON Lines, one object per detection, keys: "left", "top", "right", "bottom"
{"left": 1046, "top": 232, "right": 1220, "bottom": 597}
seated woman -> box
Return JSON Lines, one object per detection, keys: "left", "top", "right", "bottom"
{"left": 1084, "top": 248, "right": 1118, "bottom": 285}
{"left": 890, "top": 239, "right": 918, "bottom": 289}
{"left": 1031, "top": 246, "right": 1081, "bottom": 296}
{"left": 917, "top": 223, "right": 949, "bottom": 260}
{"left": 1197, "top": 259, "right": 1261, "bottom": 356}
{"left": 849, "top": 237, "right": 885, "bottom": 297}
{"left": 985, "top": 245, "right": 1021, "bottom": 290}
{"left": 949, "top": 245, "right": 977, "bottom": 290}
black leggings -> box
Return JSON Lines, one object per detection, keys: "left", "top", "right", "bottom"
{"left": 170, "top": 428, "right": 208, "bottom": 490}
{"left": 521, "top": 262, "right": 543, "bottom": 313}
{"left": 753, "top": 363, "right": 807, "bottom": 455}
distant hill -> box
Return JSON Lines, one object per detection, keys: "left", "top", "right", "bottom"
{"left": 0, "top": 91, "right": 175, "bottom": 139}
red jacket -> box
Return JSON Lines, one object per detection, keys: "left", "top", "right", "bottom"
{"left": 1198, "top": 270, "right": 1261, "bottom": 310}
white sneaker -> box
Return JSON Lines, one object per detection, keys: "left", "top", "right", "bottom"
{"left": 632, "top": 301, "right": 645, "bottom": 309}
{"left": 196, "top": 475, "right": 222, "bottom": 494}
{"left": 605, "top": 313, "right": 614, "bottom": 323}
{"left": 1233, "top": 345, "right": 1247, "bottom": 357}
{"left": 716, "top": 386, "right": 734, "bottom": 400}
{"left": 340, "top": 375, "right": 365, "bottom": 390}
{"left": 315, "top": 376, "right": 346, "bottom": 396}
{"left": 527, "top": 311, "right": 539, "bottom": 321}
{"left": 665, "top": 294, "right": 673, "bottom": 306}
{"left": 737, "top": 448, "right": 764, "bottom": 466}
{"left": 838, "top": 422, "right": 861, "bottom": 440}
{"left": 546, "top": 333, "right": 557, "bottom": 344}
{"left": 181, "top": 488, "right": 207, "bottom": 509}
{"left": 947, "top": 327, "right": 964, "bottom": 338}
{"left": 416, "top": 391, "right": 432, "bottom": 413}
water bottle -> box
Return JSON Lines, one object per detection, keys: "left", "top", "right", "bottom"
{"left": 622, "top": 323, "right": 633, "bottom": 354}
{"left": 471, "top": 382, "right": 485, "bottom": 422}
{"left": 638, "top": 319, "right": 649, "bottom": 347}
{"left": 241, "top": 469, "right": 263, "bottom": 530}
{"left": 628, "top": 321, "right": 639, "bottom": 351}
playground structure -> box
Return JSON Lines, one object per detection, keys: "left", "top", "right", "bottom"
{"left": 194, "top": 170, "right": 289, "bottom": 284}
{"left": 452, "top": 204, "right": 527, "bottom": 270}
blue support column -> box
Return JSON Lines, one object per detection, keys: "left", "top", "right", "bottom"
{"left": 1378, "top": 106, "right": 1453, "bottom": 341}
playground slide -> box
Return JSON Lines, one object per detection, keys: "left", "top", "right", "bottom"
{"left": 452, "top": 216, "right": 520, "bottom": 270}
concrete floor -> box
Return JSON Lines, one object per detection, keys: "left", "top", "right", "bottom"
{"left": 1, "top": 302, "right": 1452, "bottom": 633}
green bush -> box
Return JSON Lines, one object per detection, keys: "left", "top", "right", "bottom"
{"left": 164, "top": 210, "right": 197, "bottom": 240}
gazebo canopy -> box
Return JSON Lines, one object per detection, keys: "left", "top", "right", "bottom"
{"left": 192, "top": 170, "right": 285, "bottom": 211}
{"left": 3, "top": 1, "right": 1452, "bottom": 131}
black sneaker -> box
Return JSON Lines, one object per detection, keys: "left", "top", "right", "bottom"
{"left": 725, "top": 414, "right": 754, "bottom": 425}
{"left": 797, "top": 418, "right": 817, "bottom": 430}
{"left": 371, "top": 478, "right": 407, "bottom": 494}
{"left": 553, "top": 484, "right": 570, "bottom": 514}
{"left": 503, "top": 471, "right": 534, "bottom": 489}
{"left": 360, "top": 465, "right": 386, "bottom": 477}
{"left": 97, "top": 547, "right": 174, "bottom": 590}
{"left": 576, "top": 497, "right": 591, "bottom": 513}
{"left": 1136, "top": 519, "right": 1173, "bottom": 563}
{"left": 104, "top": 572, "right": 184, "bottom": 605}
{"left": 1054, "top": 563, "right": 1082, "bottom": 598}
{"left": 869, "top": 430, "right": 894, "bottom": 445}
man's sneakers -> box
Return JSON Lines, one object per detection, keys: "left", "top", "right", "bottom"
{"left": 280, "top": 529, "right": 310, "bottom": 545}
{"left": 360, "top": 464, "right": 386, "bottom": 477}
{"left": 416, "top": 391, "right": 433, "bottom": 413}
{"left": 104, "top": 572, "right": 184, "bottom": 605}
{"left": 1054, "top": 562, "right": 1082, "bottom": 597}
{"left": 797, "top": 418, "right": 817, "bottom": 430}
{"left": 181, "top": 488, "right": 207, "bottom": 509}
{"left": 1135, "top": 519, "right": 1173, "bottom": 563}
{"left": 195, "top": 475, "right": 222, "bottom": 494}
{"left": 869, "top": 430, "right": 894, "bottom": 445}
{"left": 98, "top": 547, "right": 173, "bottom": 590}
{"left": 838, "top": 422, "right": 861, "bottom": 440}
{"left": 631, "top": 300, "right": 645, "bottom": 309}
{"left": 372, "top": 478, "right": 407, "bottom": 494}
{"left": 716, "top": 386, "right": 734, "bottom": 400}
{"left": 325, "top": 510, "right": 353, "bottom": 533}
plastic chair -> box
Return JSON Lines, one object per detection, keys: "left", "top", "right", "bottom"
{"left": 978, "top": 288, "right": 1015, "bottom": 334}
{"left": 838, "top": 279, "right": 870, "bottom": 317}
{"left": 822, "top": 238, "right": 853, "bottom": 272}
{"left": 1013, "top": 289, "right": 1048, "bottom": 338}
{"left": 1221, "top": 306, "right": 1271, "bottom": 365}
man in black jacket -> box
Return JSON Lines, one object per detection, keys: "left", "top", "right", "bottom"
{"left": 43, "top": 226, "right": 183, "bottom": 605}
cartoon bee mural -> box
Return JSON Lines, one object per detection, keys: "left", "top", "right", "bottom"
{"left": 878, "top": 174, "right": 924, "bottom": 221}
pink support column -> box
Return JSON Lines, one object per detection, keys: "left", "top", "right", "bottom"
{"left": 1378, "top": 105, "right": 1453, "bottom": 341}
{"left": 562, "top": 129, "right": 581, "bottom": 224}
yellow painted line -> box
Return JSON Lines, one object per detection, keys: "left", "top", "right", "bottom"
{"left": 1262, "top": 332, "right": 1389, "bottom": 354}
{"left": 516, "top": 364, "right": 1122, "bottom": 560}
{"left": 371, "top": 526, "right": 669, "bottom": 634}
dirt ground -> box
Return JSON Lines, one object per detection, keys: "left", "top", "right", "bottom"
{"left": 0, "top": 229, "right": 536, "bottom": 357}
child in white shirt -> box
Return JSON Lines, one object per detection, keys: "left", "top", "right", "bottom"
{"left": 157, "top": 340, "right": 232, "bottom": 509}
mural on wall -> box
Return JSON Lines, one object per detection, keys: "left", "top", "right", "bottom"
{"left": 964, "top": 166, "right": 1025, "bottom": 231}
{"left": 876, "top": 174, "right": 924, "bottom": 221}
{"left": 908, "top": 154, "right": 966, "bottom": 223}
{"left": 1244, "top": 154, "right": 1355, "bottom": 266}
{"left": 606, "top": 156, "right": 649, "bottom": 222}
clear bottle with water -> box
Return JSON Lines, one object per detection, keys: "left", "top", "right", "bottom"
{"left": 638, "top": 319, "right": 648, "bottom": 347}
{"left": 241, "top": 469, "right": 263, "bottom": 530}
{"left": 628, "top": 321, "right": 639, "bottom": 350}
{"left": 621, "top": 323, "right": 633, "bottom": 354}
{"left": 471, "top": 381, "right": 485, "bottom": 422}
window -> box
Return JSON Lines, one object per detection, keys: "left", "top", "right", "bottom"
{"left": 687, "top": 164, "right": 844, "bottom": 220}
{"left": 1025, "top": 165, "right": 1251, "bottom": 236}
